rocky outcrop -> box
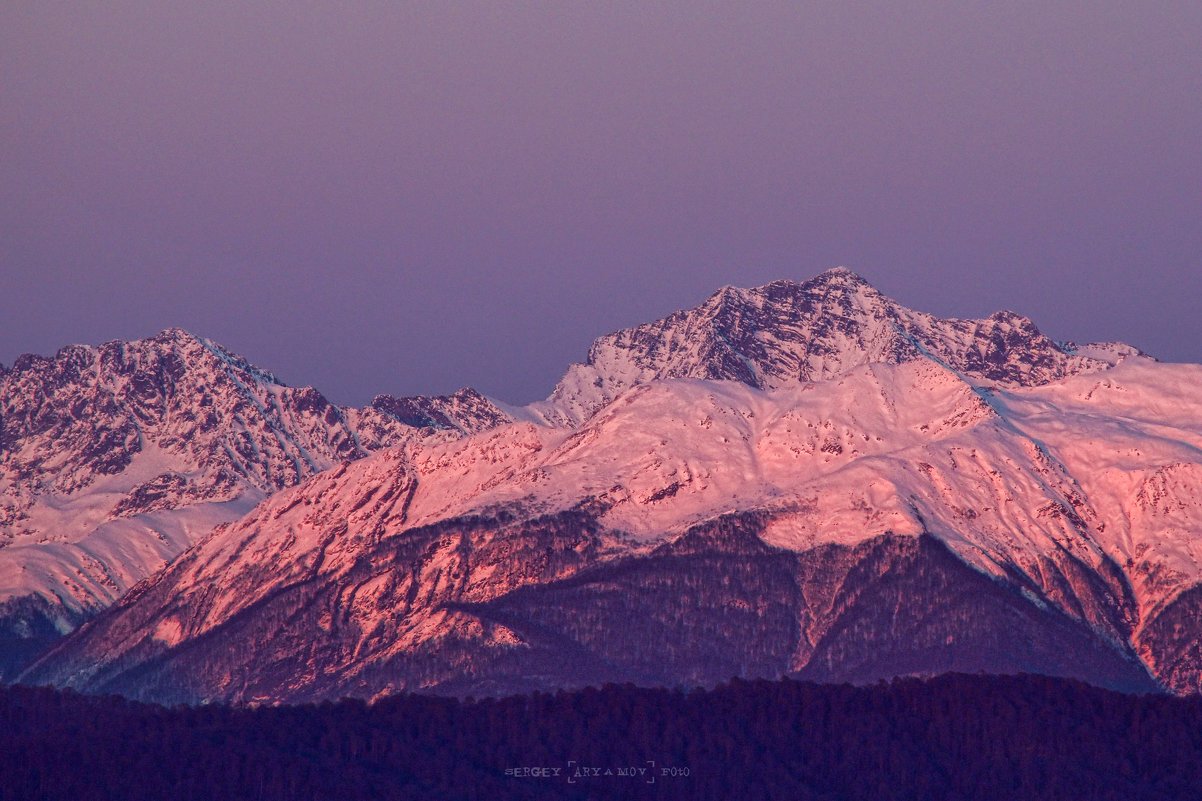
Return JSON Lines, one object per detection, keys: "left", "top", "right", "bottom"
{"left": 543, "top": 268, "right": 1144, "bottom": 423}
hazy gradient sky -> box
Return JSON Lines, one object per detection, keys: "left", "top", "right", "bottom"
{"left": 3, "top": 2, "right": 1200, "bottom": 404}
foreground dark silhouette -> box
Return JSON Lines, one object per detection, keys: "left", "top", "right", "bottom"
{"left": 2, "top": 674, "right": 1200, "bottom": 801}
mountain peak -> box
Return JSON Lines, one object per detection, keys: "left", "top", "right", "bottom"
{"left": 545, "top": 267, "right": 1142, "bottom": 423}
{"left": 729, "top": 268, "right": 877, "bottom": 302}
{"left": 147, "top": 326, "right": 198, "bottom": 344}
{"left": 805, "top": 265, "right": 871, "bottom": 285}
{"left": 369, "top": 386, "right": 511, "bottom": 434}
{"left": 987, "top": 309, "right": 1026, "bottom": 323}
{"left": 700, "top": 284, "right": 752, "bottom": 309}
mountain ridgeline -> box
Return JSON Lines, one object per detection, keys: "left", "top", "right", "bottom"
{"left": 9, "top": 268, "right": 1202, "bottom": 702}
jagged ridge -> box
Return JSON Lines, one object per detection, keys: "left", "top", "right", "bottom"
{"left": 541, "top": 267, "right": 1142, "bottom": 423}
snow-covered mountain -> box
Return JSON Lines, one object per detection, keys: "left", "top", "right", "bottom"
{"left": 0, "top": 329, "right": 512, "bottom": 677}
{"left": 539, "top": 267, "right": 1141, "bottom": 424}
{"left": 25, "top": 268, "right": 1202, "bottom": 702}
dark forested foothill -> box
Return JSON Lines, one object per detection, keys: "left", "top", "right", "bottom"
{"left": 2, "top": 673, "right": 1201, "bottom": 801}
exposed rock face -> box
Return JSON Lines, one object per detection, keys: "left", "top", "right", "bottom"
{"left": 542, "top": 268, "right": 1143, "bottom": 423}
{"left": 368, "top": 387, "right": 513, "bottom": 434}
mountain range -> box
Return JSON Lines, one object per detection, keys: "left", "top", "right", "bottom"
{"left": 7, "top": 268, "right": 1202, "bottom": 703}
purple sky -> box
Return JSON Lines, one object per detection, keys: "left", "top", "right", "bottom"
{"left": 3, "top": 3, "right": 1200, "bottom": 405}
